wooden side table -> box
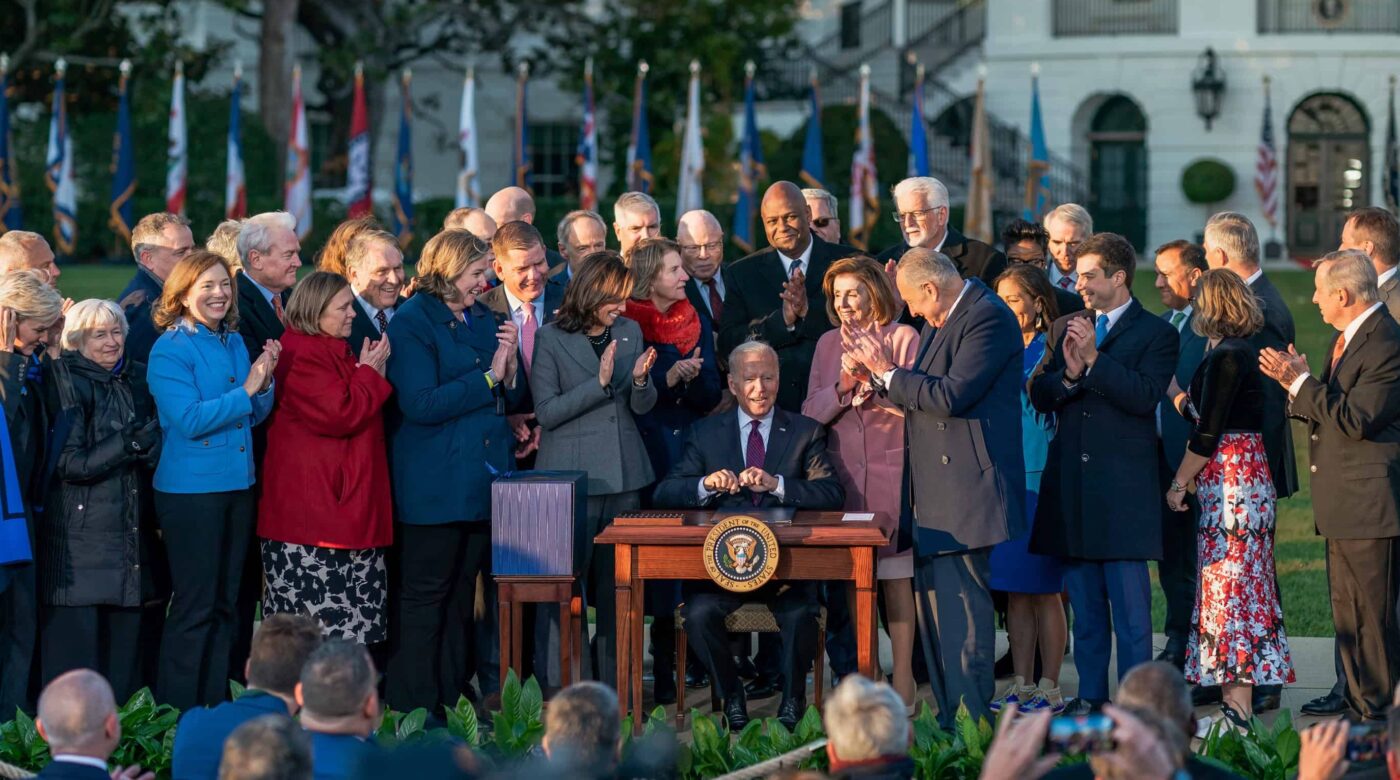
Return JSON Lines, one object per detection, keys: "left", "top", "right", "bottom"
{"left": 496, "top": 576, "right": 582, "bottom": 689}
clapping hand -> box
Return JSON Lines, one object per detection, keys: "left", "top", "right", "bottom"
{"left": 1259, "top": 344, "right": 1309, "bottom": 389}
{"left": 884, "top": 259, "right": 904, "bottom": 310}
{"left": 632, "top": 346, "right": 657, "bottom": 384}
{"left": 1065, "top": 317, "right": 1097, "bottom": 370}
{"left": 243, "top": 340, "right": 280, "bottom": 396}
{"left": 358, "top": 337, "right": 391, "bottom": 376}
{"left": 1061, "top": 322, "right": 1087, "bottom": 379}
{"left": 781, "top": 269, "right": 808, "bottom": 326}
{"left": 598, "top": 341, "right": 618, "bottom": 387}
{"left": 843, "top": 325, "right": 894, "bottom": 377}
{"left": 666, "top": 347, "right": 703, "bottom": 388}
{"left": 491, "top": 322, "right": 519, "bottom": 382}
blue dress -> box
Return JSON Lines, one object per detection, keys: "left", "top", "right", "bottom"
{"left": 989, "top": 333, "right": 1063, "bottom": 594}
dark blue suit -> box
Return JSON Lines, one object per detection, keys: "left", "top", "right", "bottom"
{"left": 1029, "top": 299, "right": 1178, "bottom": 702}
{"left": 1158, "top": 309, "right": 1207, "bottom": 648}
{"left": 884, "top": 279, "right": 1025, "bottom": 727}
{"left": 118, "top": 268, "right": 163, "bottom": 367}
{"left": 308, "top": 731, "right": 377, "bottom": 780}
{"left": 637, "top": 319, "right": 722, "bottom": 500}
{"left": 172, "top": 690, "right": 289, "bottom": 780}
{"left": 35, "top": 760, "right": 110, "bottom": 780}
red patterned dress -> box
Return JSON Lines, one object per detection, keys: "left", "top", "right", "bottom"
{"left": 1181, "top": 339, "right": 1295, "bottom": 687}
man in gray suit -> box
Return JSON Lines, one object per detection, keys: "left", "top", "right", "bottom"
{"left": 1151, "top": 240, "right": 1208, "bottom": 670}
{"left": 1340, "top": 206, "right": 1400, "bottom": 322}
{"left": 847, "top": 248, "right": 1025, "bottom": 728}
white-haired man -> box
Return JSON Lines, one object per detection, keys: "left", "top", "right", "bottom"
{"left": 677, "top": 209, "right": 729, "bottom": 329}
{"left": 236, "top": 211, "right": 302, "bottom": 362}
{"left": 876, "top": 177, "right": 1005, "bottom": 285}
{"left": 613, "top": 192, "right": 661, "bottom": 258}
{"left": 802, "top": 188, "right": 842, "bottom": 245}
{"left": 823, "top": 676, "right": 913, "bottom": 778}
{"left": 119, "top": 212, "right": 194, "bottom": 364}
{"left": 1043, "top": 203, "right": 1094, "bottom": 291}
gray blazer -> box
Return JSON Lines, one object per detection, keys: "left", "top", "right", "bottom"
{"left": 531, "top": 317, "right": 658, "bottom": 495}
{"left": 1381, "top": 273, "right": 1400, "bottom": 324}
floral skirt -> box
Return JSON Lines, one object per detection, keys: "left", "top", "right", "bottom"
{"left": 1185, "top": 433, "right": 1295, "bottom": 687}
{"left": 261, "top": 540, "right": 387, "bottom": 644}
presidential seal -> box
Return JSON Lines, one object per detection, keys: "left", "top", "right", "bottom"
{"left": 703, "top": 515, "right": 780, "bottom": 592}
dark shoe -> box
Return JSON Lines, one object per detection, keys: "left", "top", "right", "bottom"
{"left": 744, "top": 674, "right": 779, "bottom": 700}
{"left": 1191, "top": 684, "right": 1222, "bottom": 707}
{"left": 734, "top": 655, "right": 758, "bottom": 680}
{"left": 1219, "top": 702, "right": 1251, "bottom": 732}
{"left": 993, "top": 649, "right": 1015, "bottom": 679}
{"left": 1155, "top": 638, "right": 1187, "bottom": 671}
{"left": 1060, "top": 697, "right": 1102, "bottom": 716}
{"left": 723, "top": 696, "right": 750, "bottom": 731}
{"left": 653, "top": 675, "right": 677, "bottom": 706}
{"left": 777, "top": 696, "right": 805, "bottom": 731}
{"left": 1252, "top": 685, "right": 1281, "bottom": 713}
{"left": 1301, "top": 692, "right": 1347, "bottom": 716}
{"left": 685, "top": 668, "right": 710, "bottom": 689}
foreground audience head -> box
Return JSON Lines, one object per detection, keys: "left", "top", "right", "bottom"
{"left": 285, "top": 271, "right": 356, "bottom": 339}
{"left": 803, "top": 188, "right": 841, "bottom": 245}
{"left": 416, "top": 229, "right": 494, "bottom": 313}
{"left": 316, "top": 217, "right": 381, "bottom": 277}
{"left": 61, "top": 299, "right": 128, "bottom": 369}
{"left": 1090, "top": 706, "right": 1186, "bottom": 780}
{"left": 891, "top": 177, "right": 950, "bottom": 250}
{"left": 542, "top": 682, "right": 621, "bottom": 774}
{"left": 492, "top": 221, "right": 549, "bottom": 303}
{"left": 1341, "top": 206, "right": 1400, "bottom": 274}
{"left": 823, "top": 255, "right": 898, "bottom": 328}
{"left": 0, "top": 230, "right": 60, "bottom": 282}
{"left": 1113, "top": 661, "right": 1195, "bottom": 741}
{"left": 238, "top": 212, "right": 302, "bottom": 293}
{"left": 1312, "top": 248, "right": 1379, "bottom": 330}
{"left": 35, "top": 669, "right": 120, "bottom": 761}
{"left": 728, "top": 341, "right": 780, "bottom": 419}
{"left": 1192, "top": 268, "right": 1264, "bottom": 341}
{"left": 676, "top": 210, "right": 725, "bottom": 283}
{"left": 245, "top": 613, "right": 324, "bottom": 711}
{"left": 895, "top": 248, "right": 963, "bottom": 327}
{"left": 994, "top": 263, "right": 1060, "bottom": 337}
{"left": 343, "top": 228, "right": 405, "bottom": 311}
{"left": 219, "top": 714, "right": 312, "bottom": 780}
{"left": 295, "top": 640, "right": 380, "bottom": 738}
{"left": 131, "top": 212, "right": 195, "bottom": 282}
{"left": 0, "top": 269, "right": 64, "bottom": 355}
{"left": 557, "top": 210, "right": 609, "bottom": 273}
{"left": 1002, "top": 218, "right": 1050, "bottom": 268}
{"left": 555, "top": 251, "right": 631, "bottom": 334}
{"left": 154, "top": 250, "right": 239, "bottom": 332}
{"left": 443, "top": 207, "right": 498, "bottom": 242}
{"left": 613, "top": 192, "right": 661, "bottom": 256}
{"left": 485, "top": 186, "right": 537, "bottom": 226}
{"left": 1043, "top": 203, "right": 1093, "bottom": 275}
{"left": 628, "top": 237, "right": 687, "bottom": 305}
{"left": 1152, "top": 240, "right": 1207, "bottom": 312}
{"left": 207, "top": 219, "right": 246, "bottom": 272}
{"left": 823, "top": 676, "right": 909, "bottom": 767}
{"left": 1202, "top": 212, "right": 1261, "bottom": 276}
{"left": 1074, "top": 232, "right": 1136, "bottom": 313}
{"left": 760, "top": 181, "right": 812, "bottom": 258}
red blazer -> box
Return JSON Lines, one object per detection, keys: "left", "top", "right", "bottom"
{"left": 257, "top": 329, "right": 394, "bottom": 549}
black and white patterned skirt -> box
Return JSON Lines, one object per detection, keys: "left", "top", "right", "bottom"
{"left": 261, "top": 540, "right": 388, "bottom": 644}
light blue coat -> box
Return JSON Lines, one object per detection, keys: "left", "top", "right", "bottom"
{"left": 147, "top": 321, "right": 273, "bottom": 494}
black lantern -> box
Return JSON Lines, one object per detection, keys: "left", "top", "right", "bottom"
{"left": 1192, "top": 47, "right": 1226, "bottom": 131}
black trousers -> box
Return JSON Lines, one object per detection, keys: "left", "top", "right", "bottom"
{"left": 1329, "top": 536, "right": 1400, "bottom": 720}
{"left": 41, "top": 605, "right": 142, "bottom": 702}
{"left": 387, "top": 522, "right": 490, "bottom": 714}
{"left": 1158, "top": 487, "right": 1199, "bottom": 644}
{"left": 0, "top": 562, "right": 37, "bottom": 716}
{"left": 682, "top": 582, "right": 820, "bottom": 701}
{"left": 575, "top": 491, "right": 639, "bottom": 687}
{"left": 156, "top": 489, "right": 256, "bottom": 711}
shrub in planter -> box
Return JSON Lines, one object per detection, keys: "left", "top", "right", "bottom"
{"left": 1181, "top": 159, "right": 1236, "bottom": 205}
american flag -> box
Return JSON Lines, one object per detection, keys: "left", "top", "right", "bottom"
{"left": 1255, "top": 79, "right": 1279, "bottom": 230}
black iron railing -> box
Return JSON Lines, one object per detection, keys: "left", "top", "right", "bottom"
{"left": 1257, "top": 0, "right": 1400, "bottom": 33}
{"left": 1052, "top": 0, "right": 1179, "bottom": 36}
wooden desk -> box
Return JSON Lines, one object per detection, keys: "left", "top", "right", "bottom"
{"left": 596, "top": 511, "right": 893, "bottom": 731}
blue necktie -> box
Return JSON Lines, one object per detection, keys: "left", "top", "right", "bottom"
{"left": 1094, "top": 313, "right": 1109, "bottom": 347}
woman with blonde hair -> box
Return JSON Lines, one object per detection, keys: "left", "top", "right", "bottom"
{"left": 803, "top": 255, "right": 919, "bottom": 710}
{"left": 1167, "top": 268, "right": 1293, "bottom": 729}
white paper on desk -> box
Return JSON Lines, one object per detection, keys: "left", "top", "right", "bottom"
{"left": 841, "top": 512, "right": 875, "bottom": 523}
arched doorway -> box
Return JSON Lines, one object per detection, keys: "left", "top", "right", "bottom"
{"left": 1087, "top": 96, "right": 1148, "bottom": 249}
{"left": 1288, "top": 93, "right": 1369, "bottom": 256}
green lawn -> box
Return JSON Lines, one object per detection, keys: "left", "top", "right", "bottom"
{"left": 55, "top": 263, "right": 1336, "bottom": 636}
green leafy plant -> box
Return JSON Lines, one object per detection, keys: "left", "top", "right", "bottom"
{"left": 1181, "top": 158, "right": 1237, "bottom": 204}
{"left": 110, "top": 689, "right": 181, "bottom": 776}
{"left": 1197, "top": 708, "right": 1301, "bottom": 780}
{"left": 482, "top": 670, "right": 546, "bottom": 761}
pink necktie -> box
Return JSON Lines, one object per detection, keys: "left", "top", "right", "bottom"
{"left": 520, "top": 305, "right": 537, "bottom": 376}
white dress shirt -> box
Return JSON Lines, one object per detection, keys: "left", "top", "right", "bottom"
{"left": 355, "top": 293, "right": 395, "bottom": 335}
{"left": 51, "top": 755, "right": 110, "bottom": 771}
{"left": 776, "top": 239, "right": 815, "bottom": 279}
{"left": 1380, "top": 266, "right": 1398, "bottom": 288}
{"left": 696, "top": 274, "right": 727, "bottom": 319}
{"left": 1245, "top": 267, "right": 1264, "bottom": 287}
{"left": 1169, "top": 304, "right": 1194, "bottom": 331}
{"left": 697, "top": 407, "right": 786, "bottom": 502}
{"left": 503, "top": 287, "right": 545, "bottom": 331}
{"left": 1289, "top": 301, "right": 1384, "bottom": 396}
{"left": 1049, "top": 264, "right": 1077, "bottom": 289}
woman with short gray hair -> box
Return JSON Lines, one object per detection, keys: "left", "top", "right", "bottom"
{"left": 41, "top": 298, "right": 161, "bottom": 701}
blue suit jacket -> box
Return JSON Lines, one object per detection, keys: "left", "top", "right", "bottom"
{"left": 886, "top": 280, "right": 1026, "bottom": 557}
{"left": 35, "top": 761, "right": 109, "bottom": 780}
{"left": 308, "top": 731, "right": 378, "bottom": 780}
{"left": 118, "top": 268, "right": 163, "bottom": 367}
{"left": 147, "top": 322, "right": 273, "bottom": 494}
{"left": 172, "top": 691, "right": 289, "bottom": 780}
{"left": 385, "top": 293, "right": 524, "bottom": 525}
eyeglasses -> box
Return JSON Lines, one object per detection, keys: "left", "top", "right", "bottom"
{"left": 811, "top": 217, "right": 835, "bottom": 228}
{"left": 891, "top": 206, "right": 943, "bottom": 225}
{"left": 680, "top": 241, "right": 723, "bottom": 255}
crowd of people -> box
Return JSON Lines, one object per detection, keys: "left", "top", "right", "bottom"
{"left": 0, "top": 170, "right": 1398, "bottom": 778}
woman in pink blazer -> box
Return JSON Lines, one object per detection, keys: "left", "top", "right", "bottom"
{"left": 803, "top": 255, "right": 919, "bottom": 710}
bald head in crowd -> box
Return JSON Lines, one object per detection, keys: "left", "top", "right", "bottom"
{"left": 677, "top": 210, "right": 725, "bottom": 285}
{"left": 760, "top": 181, "right": 813, "bottom": 258}
{"left": 444, "top": 207, "right": 498, "bottom": 242}
{"left": 36, "top": 669, "right": 121, "bottom": 761}
{"left": 485, "top": 187, "right": 537, "bottom": 226}
{"left": 0, "top": 230, "right": 61, "bottom": 283}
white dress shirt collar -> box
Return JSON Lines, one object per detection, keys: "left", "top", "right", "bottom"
{"left": 737, "top": 407, "right": 775, "bottom": 455}
{"left": 1379, "top": 266, "right": 1398, "bottom": 288}
{"left": 1245, "top": 267, "right": 1264, "bottom": 287}
{"left": 1343, "top": 302, "right": 1385, "bottom": 349}
{"left": 354, "top": 293, "right": 394, "bottom": 331}
{"left": 1095, "top": 297, "right": 1134, "bottom": 333}
{"left": 1049, "top": 264, "right": 1077, "bottom": 287}
{"left": 777, "top": 239, "right": 815, "bottom": 278}
{"left": 51, "top": 755, "right": 110, "bottom": 771}
{"left": 943, "top": 279, "right": 973, "bottom": 324}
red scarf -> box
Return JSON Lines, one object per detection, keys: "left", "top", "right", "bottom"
{"left": 626, "top": 297, "right": 700, "bottom": 355}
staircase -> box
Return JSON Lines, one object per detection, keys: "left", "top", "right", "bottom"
{"left": 758, "top": 0, "right": 1087, "bottom": 218}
